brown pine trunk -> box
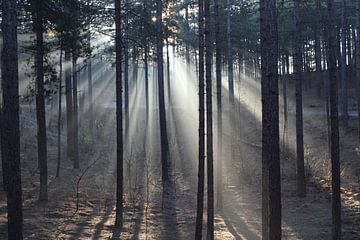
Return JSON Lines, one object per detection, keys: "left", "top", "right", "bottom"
{"left": 260, "top": 0, "right": 281, "bottom": 238}
{"left": 214, "top": 0, "right": 223, "bottom": 212}
{"left": 195, "top": 0, "right": 205, "bottom": 238}
{"left": 72, "top": 56, "right": 79, "bottom": 169}
{"left": 156, "top": 0, "right": 170, "bottom": 187}
{"left": 33, "top": 0, "right": 48, "bottom": 202}
{"left": 294, "top": 0, "right": 306, "bottom": 198}
{"left": 205, "top": 0, "right": 214, "bottom": 238}
{"left": 326, "top": 0, "right": 342, "bottom": 238}
{"left": 2, "top": 0, "right": 24, "bottom": 238}
{"left": 115, "top": 0, "right": 124, "bottom": 228}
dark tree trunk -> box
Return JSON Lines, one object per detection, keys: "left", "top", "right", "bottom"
{"left": 72, "top": 56, "right": 79, "bottom": 169}
{"left": 315, "top": 0, "right": 323, "bottom": 98}
{"left": 56, "top": 39, "right": 63, "bottom": 178}
{"left": 2, "top": 0, "right": 24, "bottom": 238}
{"left": 124, "top": 10, "right": 129, "bottom": 143}
{"left": 156, "top": 0, "right": 170, "bottom": 187}
{"left": 33, "top": 0, "right": 48, "bottom": 202}
{"left": 214, "top": 0, "right": 223, "bottom": 212}
{"left": 144, "top": 44, "right": 149, "bottom": 119}
{"left": 294, "top": 0, "right": 306, "bottom": 198}
{"left": 87, "top": 43, "right": 93, "bottom": 141}
{"left": 115, "top": 0, "right": 124, "bottom": 228}
{"left": 356, "top": 0, "right": 360, "bottom": 141}
{"left": 340, "top": 0, "right": 348, "bottom": 127}
{"left": 205, "top": 0, "right": 214, "bottom": 238}
{"left": 195, "top": 0, "right": 205, "bottom": 238}
{"left": 65, "top": 50, "right": 74, "bottom": 160}
{"left": 166, "top": 39, "right": 171, "bottom": 101}
{"left": 326, "top": 0, "right": 342, "bottom": 238}
{"left": 260, "top": 0, "right": 281, "bottom": 238}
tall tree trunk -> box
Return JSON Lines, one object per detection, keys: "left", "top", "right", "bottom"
{"left": 294, "top": 0, "right": 306, "bottom": 198}
{"left": 156, "top": 0, "right": 170, "bottom": 187}
{"left": 214, "top": 0, "right": 223, "bottom": 212}
{"left": 115, "top": 0, "right": 124, "bottom": 228}
{"left": 166, "top": 39, "right": 171, "bottom": 101}
{"left": 326, "top": 0, "right": 342, "bottom": 238}
{"left": 260, "top": 0, "right": 281, "bottom": 239}
{"left": 195, "top": 0, "right": 205, "bottom": 238}
{"left": 56, "top": 39, "right": 63, "bottom": 178}
{"left": 65, "top": 50, "right": 74, "bottom": 160}
{"left": 124, "top": 0, "right": 129, "bottom": 143}
{"left": 144, "top": 44, "right": 149, "bottom": 119}
{"left": 2, "top": 0, "right": 24, "bottom": 238}
{"left": 341, "top": 0, "right": 349, "bottom": 127}
{"left": 315, "top": 0, "right": 323, "bottom": 98}
{"left": 205, "top": 0, "right": 214, "bottom": 238}
{"left": 33, "top": 0, "right": 48, "bottom": 202}
{"left": 87, "top": 35, "right": 93, "bottom": 142}
{"left": 356, "top": 0, "right": 360, "bottom": 141}
{"left": 72, "top": 56, "right": 79, "bottom": 169}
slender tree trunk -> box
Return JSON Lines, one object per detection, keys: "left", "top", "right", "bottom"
{"left": 315, "top": 0, "right": 323, "bottom": 98}
{"left": 115, "top": 0, "right": 124, "bottom": 228}
{"left": 56, "top": 40, "right": 63, "bottom": 178}
{"left": 205, "top": 0, "right": 214, "bottom": 238}
{"left": 195, "top": 0, "right": 205, "bottom": 238}
{"left": 294, "top": 0, "right": 306, "bottom": 198}
{"left": 356, "top": 0, "right": 360, "bottom": 141}
{"left": 72, "top": 56, "right": 79, "bottom": 169}
{"left": 2, "top": 0, "right": 23, "bottom": 237}
{"left": 341, "top": 0, "right": 348, "bottom": 127}
{"left": 214, "top": 0, "right": 223, "bottom": 212}
{"left": 33, "top": 0, "right": 48, "bottom": 202}
{"left": 260, "top": 0, "right": 281, "bottom": 238}
{"left": 166, "top": 39, "right": 171, "bottom": 101}
{"left": 326, "top": 0, "right": 342, "bottom": 238}
{"left": 144, "top": 45, "right": 149, "bottom": 119}
{"left": 124, "top": 0, "right": 130, "bottom": 143}
{"left": 156, "top": 0, "right": 170, "bottom": 187}
{"left": 65, "top": 50, "right": 74, "bottom": 160}
{"left": 87, "top": 38, "right": 93, "bottom": 142}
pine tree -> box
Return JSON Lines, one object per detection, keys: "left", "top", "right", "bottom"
{"left": 2, "top": 0, "right": 24, "bottom": 238}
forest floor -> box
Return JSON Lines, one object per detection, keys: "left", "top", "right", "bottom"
{"left": 1, "top": 62, "right": 360, "bottom": 239}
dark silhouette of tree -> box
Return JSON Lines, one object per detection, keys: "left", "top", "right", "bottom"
{"left": 32, "top": 0, "right": 48, "bottom": 202}
{"left": 214, "top": 0, "right": 223, "bottom": 212}
{"left": 326, "top": 0, "right": 341, "bottom": 238}
{"left": 156, "top": 0, "right": 170, "bottom": 187}
{"left": 356, "top": 0, "right": 360, "bottom": 141}
{"left": 205, "top": 0, "right": 214, "bottom": 238}
{"left": 115, "top": 0, "right": 124, "bottom": 229}
{"left": 2, "top": 0, "right": 24, "bottom": 238}
{"left": 260, "top": 0, "right": 281, "bottom": 238}
{"left": 195, "top": 0, "right": 205, "bottom": 238}
{"left": 294, "top": 0, "right": 306, "bottom": 198}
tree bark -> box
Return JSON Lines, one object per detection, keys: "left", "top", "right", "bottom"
{"left": 340, "top": 0, "right": 348, "bottom": 127}
{"left": 195, "top": 0, "right": 205, "bottom": 238}
{"left": 260, "top": 0, "right": 281, "bottom": 238}
{"left": 57, "top": 39, "right": 63, "bottom": 178}
{"left": 156, "top": 0, "right": 170, "bottom": 187}
{"left": 205, "top": 0, "right": 214, "bottom": 238}
{"left": 65, "top": 50, "right": 74, "bottom": 160}
{"left": 214, "top": 0, "right": 223, "bottom": 212}
{"left": 33, "top": 0, "right": 48, "bottom": 202}
{"left": 72, "top": 56, "right": 79, "bottom": 169}
{"left": 294, "top": 0, "right": 306, "bottom": 198}
{"left": 115, "top": 0, "right": 124, "bottom": 228}
{"left": 356, "top": 0, "right": 360, "bottom": 141}
{"left": 326, "top": 0, "right": 342, "bottom": 238}
{"left": 2, "top": 0, "right": 24, "bottom": 238}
